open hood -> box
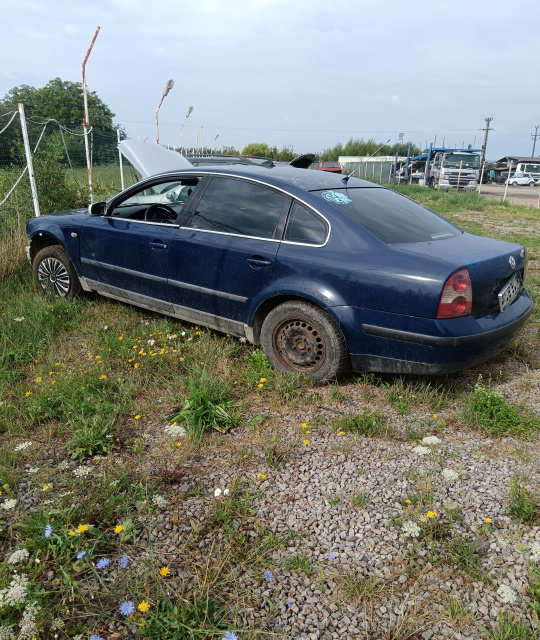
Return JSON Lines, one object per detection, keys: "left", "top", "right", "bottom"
{"left": 118, "top": 139, "right": 193, "bottom": 178}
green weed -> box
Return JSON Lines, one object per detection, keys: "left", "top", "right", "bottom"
{"left": 507, "top": 475, "right": 540, "bottom": 524}
{"left": 332, "top": 410, "right": 390, "bottom": 438}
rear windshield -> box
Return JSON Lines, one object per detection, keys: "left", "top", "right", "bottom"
{"left": 323, "top": 162, "right": 341, "bottom": 168}
{"left": 312, "top": 188, "right": 461, "bottom": 244}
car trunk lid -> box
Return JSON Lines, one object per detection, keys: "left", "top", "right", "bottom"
{"left": 393, "top": 233, "right": 527, "bottom": 318}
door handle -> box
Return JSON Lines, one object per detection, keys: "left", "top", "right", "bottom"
{"left": 150, "top": 241, "right": 168, "bottom": 249}
{"left": 247, "top": 257, "right": 271, "bottom": 268}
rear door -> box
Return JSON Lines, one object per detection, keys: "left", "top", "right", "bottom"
{"left": 168, "top": 176, "right": 291, "bottom": 322}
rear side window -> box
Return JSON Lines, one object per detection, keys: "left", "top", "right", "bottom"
{"left": 312, "top": 188, "right": 461, "bottom": 244}
{"left": 284, "top": 202, "right": 328, "bottom": 245}
{"left": 189, "top": 177, "right": 287, "bottom": 239}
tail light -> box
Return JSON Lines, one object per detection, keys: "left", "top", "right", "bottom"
{"left": 437, "top": 268, "right": 472, "bottom": 319}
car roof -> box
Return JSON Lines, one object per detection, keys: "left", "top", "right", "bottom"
{"left": 151, "top": 164, "right": 379, "bottom": 193}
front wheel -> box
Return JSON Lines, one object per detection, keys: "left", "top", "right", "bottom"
{"left": 260, "top": 300, "right": 350, "bottom": 383}
{"left": 511, "top": 181, "right": 518, "bottom": 186}
{"left": 32, "top": 245, "right": 81, "bottom": 298}
{"left": 528, "top": 182, "right": 535, "bottom": 187}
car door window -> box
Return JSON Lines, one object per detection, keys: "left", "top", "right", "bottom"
{"left": 284, "top": 202, "right": 328, "bottom": 245}
{"left": 110, "top": 178, "right": 199, "bottom": 223}
{"left": 188, "top": 177, "right": 288, "bottom": 239}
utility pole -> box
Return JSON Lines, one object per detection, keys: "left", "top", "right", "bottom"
{"left": 531, "top": 125, "right": 539, "bottom": 157}
{"left": 480, "top": 117, "right": 493, "bottom": 166}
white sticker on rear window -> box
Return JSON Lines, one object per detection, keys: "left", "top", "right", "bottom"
{"left": 322, "top": 191, "right": 352, "bottom": 205}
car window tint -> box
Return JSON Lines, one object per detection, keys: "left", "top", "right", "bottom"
{"left": 189, "top": 177, "right": 286, "bottom": 239}
{"left": 311, "top": 188, "right": 460, "bottom": 244}
{"left": 285, "top": 202, "right": 328, "bottom": 245}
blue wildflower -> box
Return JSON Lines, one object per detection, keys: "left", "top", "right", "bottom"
{"left": 222, "top": 633, "right": 238, "bottom": 640}
{"left": 118, "top": 555, "right": 129, "bottom": 568}
{"left": 264, "top": 570, "right": 273, "bottom": 581}
{"left": 119, "top": 600, "right": 135, "bottom": 616}
{"left": 77, "top": 550, "right": 87, "bottom": 559}
{"left": 287, "top": 598, "right": 293, "bottom": 608}
{"left": 96, "top": 558, "right": 110, "bottom": 569}
{"left": 44, "top": 524, "right": 52, "bottom": 538}
{"left": 327, "top": 552, "right": 337, "bottom": 560}
{"left": 90, "top": 636, "right": 103, "bottom": 640}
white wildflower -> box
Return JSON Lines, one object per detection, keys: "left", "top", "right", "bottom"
{"left": 41, "top": 499, "right": 54, "bottom": 505}
{"left": 223, "top": 489, "right": 229, "bottom": 496}
{"left": 14, "top": 317, "right": 25, "bottom": 322}
{"left": 57, "top": 460, "right": 70, "bottom": 471}
{"left": 147, "top": 339, "right": 155, "bottom": 346}
{"left": 115, "top": 458, "right": 124, "bottom": 464}
{"left": 152, "top": 494, "right": 168, "bottom": 508}
{"left": 214, "top": 488, "right": 222, "bottom": 498}
{"left": 72, "top": 466, "right": 92, "bottom": 477}
{"left": 26, "top": 468, "right": 39, "bottom": 474}
{"left": 444, "top": 500, "right": 459, "bottom": 511}
{"left": 41, "top": 484, "right": 51, "bottom": 491}
{"left": 239, "top": 337, "right": 247, "bottom": 343}
{"left": 164, "top": 423, "right": 187, "bottom": 438}
{"left": 51, "top": 617, "right": 65, "bottom": 630}
{"left": 418, "top": 515, "right": 428, "bottom": 523}
{"left": 14, "top": 441, "right": 32, "bottom": 452}
{"left": 442, "top": 468, "right": 459, "bottom": 481}
{"left": 0, "top": 573, "right": 29, "bottom": 606}
{"left": 0, "top": 625, "right": 15, "bottom": 639}
{"left": 401, "top": 521, "right": 421, "bottom": 538}
{"left": 497, "top": 584, "right": 517, "bottom": 603}
{"left": 530, "top": 543, "right": 540, "bottom": 563}
{"left": 421, "top": 436, "right": 441, "bottom": 445}
{"left": 58, "top": 491, "right": 73, "bottom": 498}
{"left": 413, "top": 446, "right": 431, "bottom": 456}
{"left": 18, "top": 600, "right": 40, "bottom": 639}
{"left": 7, "top": 549, "right": 29, "bottom": 565}
{"left": 0, "top": 499, "right": 17, "bottom": 511}
{"left": 103, "top": 325, "right": 108, "bottom": 330}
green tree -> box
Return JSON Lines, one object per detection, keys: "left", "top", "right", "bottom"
{"left": 0, "top": 77, "right": 115, "bottom": 130}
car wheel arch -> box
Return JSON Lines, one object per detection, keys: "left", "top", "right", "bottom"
{"left": 29, "top": 232, "right": 65, "bottom": 264}
{"left": 250, "top": 293, "right": 342, "bottom": 345}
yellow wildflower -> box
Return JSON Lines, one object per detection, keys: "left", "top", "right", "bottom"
{"left": 25, "top": 391, "right": 32, "bottom": 397}
{"left": 99, "top": 375, "right": 107, "bottom": 380}
{"left": 160, "top": 567, "right": 170, "bottom": 577}
{"left": 258, "top": 383, "right": 264, "bottom": 388}
{"left": 77, "top": 524, "right": 89, "bottom": 533}
{"left": 303, "top": 439, "right": 309, "bottom": 445}
{"left": 426, "top": 512, "right": 437, "bottom": 519}
{"left": 260, "top": 378, "right": 266, "bottom": 383}
{"left": 115, "top": 525, "right": 125, "bottom": 534}
{"left": 485, "top": 517, "right": 492, "bottom": 524}
{"left": 36, "top": 377, "right": 42, "bottom": 382}
{"left": 134, "top": 415, "right": 141, "bottom": 420}
{"left": 138, "top": 601, "right": 150, "bottom": 612}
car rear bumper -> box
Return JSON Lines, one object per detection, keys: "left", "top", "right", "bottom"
{"left": 333, "top": 290, "right": 533, "bottom": 375}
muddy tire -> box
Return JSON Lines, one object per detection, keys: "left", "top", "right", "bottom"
{"left": 32, "top": 245, "right": 81, "bottom": 298}
{"left": 261, "top": 300, "right": 350, "bottom": 383}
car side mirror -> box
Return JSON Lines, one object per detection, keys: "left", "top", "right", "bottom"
{"left": 89, "top": 202, "right": 107, "bottom": 216}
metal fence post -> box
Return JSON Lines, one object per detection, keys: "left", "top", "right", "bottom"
{"left": 117, "top": 127, "right": 125, "bottom": 191}
{"left": 17, "top": 103, "right": 40, "bottom": 217}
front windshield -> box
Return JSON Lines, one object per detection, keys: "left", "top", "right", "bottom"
{"left": 312, "top": 188, "right": 461, "bottom": 244}
{"left": 442, "top": 154, "right": 480, "bottom": 169}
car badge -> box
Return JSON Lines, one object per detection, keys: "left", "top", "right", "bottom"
{"left": 509, "top": 256, "right": 516, "bottom": 269}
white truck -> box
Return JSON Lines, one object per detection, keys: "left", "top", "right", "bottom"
{"left": 397, "top": 148, "right": 482, "bottom": 190}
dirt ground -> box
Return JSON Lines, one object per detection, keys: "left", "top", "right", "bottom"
{"left": 478, "top": 183, "right": 540, "bottom": 208}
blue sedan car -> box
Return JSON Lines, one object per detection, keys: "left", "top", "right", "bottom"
{"left": 26, "top": 163, "right": 532, "bottom": 381}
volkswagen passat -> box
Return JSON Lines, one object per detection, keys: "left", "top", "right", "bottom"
{"left": 26, "top": 160, "right": 532, "bottom": 381}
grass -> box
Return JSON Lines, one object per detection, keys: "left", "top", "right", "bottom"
{"left": 464, "top": 376, "right": 540, "bottom": 437}
{"left": 0, "top": 179, "right": 539, "bottom": 637}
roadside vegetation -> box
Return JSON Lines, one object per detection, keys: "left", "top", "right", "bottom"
{"left": 0, "top": 176, "right": 539, "bottom": 638}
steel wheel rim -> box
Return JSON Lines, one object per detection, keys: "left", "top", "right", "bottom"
{"left": 272, "top": 317, "right": 326, "bottom": 373}
{"left": 37, "top": 257, "right": 70, "bottom": 297}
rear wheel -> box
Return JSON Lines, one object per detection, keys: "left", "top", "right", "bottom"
{"left": 511, "top": 181, "right": 518, "bottom": 186}
{"left": 32, "top": 245, "right": 81, "bottom": 298}
{"left": 260, "top": 300, "right": 350, "bottom": 383}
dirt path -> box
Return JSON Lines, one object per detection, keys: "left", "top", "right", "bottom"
{"left": 479, "top": 183, "right": 540, "bottom": 207}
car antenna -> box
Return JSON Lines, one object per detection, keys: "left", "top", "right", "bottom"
{"left": 342, "top": 139, "right": 391, "bottom": 183}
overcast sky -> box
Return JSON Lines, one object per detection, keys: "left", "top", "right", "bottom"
{"left": 1, "top": 0, "right": 539, "bottom": 161}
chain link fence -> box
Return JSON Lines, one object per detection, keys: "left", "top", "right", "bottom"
{"left": 0, "top": 109, "right": 142, "bottom": 280}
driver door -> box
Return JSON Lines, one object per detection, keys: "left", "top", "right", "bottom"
{"left": 79, "top": 178, "right": 199, "bottom": 308}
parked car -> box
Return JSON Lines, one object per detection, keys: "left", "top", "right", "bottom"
{"left": 316, "top": 161, "right": 342, "bottom": 174}
{"left": 508, "top": 172, "right": 536, "bottom": 187}
{"left": 26, "top": 163, "right": 532, "bottom": 380}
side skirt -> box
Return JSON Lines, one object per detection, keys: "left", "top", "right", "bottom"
{"left": 83, "top": 278, "right": 252, "bottom": 342}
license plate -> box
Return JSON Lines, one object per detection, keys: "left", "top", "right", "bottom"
{"left": 498, "top": 272, "right": 522, "bottom": 312}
